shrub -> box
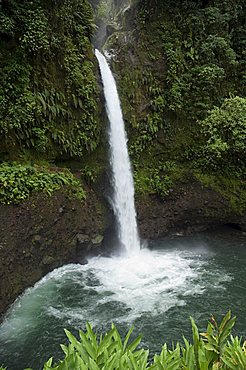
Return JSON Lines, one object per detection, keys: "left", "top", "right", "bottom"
{"left": 0, "top": 162, "right": 85, "bottom": 204}
{"left": 199, "top": 96, "right": 246, "bottom": 172}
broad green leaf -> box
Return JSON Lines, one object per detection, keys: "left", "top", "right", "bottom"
{"left": 219, "top": 316, "right": 236, "bottom": 344}
{"left": 79, "top": 329, "right": 97, "bottom": 360}
{"left": 219, "top": 310, "right": 231, "bottom": 332}
{"left": 86, "top": 323, "right": 98, "bottom": 351}
{"left": 43, "top": 357, "right": 53, "bottom": 370}
{"left": 221, "top": 357, "right": 239, "bottom": 370}
{"left": 98, "top": 327, "right": 115, "bottom": 355}
{"left": 127, "top": 334, "right": 142, "bottom": 352}
{"left": 60, "top": 344, "right": 68, "bottom": 356}
{"left": 112, "top": 324, "right": 123, "bottom": 350}
{"left": 88, "top": 358, "right": 100, "bottom": 370}
{"left": 123, "top": 326, "right": 135, "bottom": 352}
{"left": 204, "top": 343, "right": 219, "bottom": 353}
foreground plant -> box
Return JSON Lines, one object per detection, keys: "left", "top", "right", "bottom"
{"left": 2, "top": 311, "right": 246, "bottom": 369}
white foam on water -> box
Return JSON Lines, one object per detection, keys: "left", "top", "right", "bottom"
{"left": 0, "top": 245, "right": 231, "bottom": 342}
{"left": 77, "top": 248, "right": 215, "bottom": 322}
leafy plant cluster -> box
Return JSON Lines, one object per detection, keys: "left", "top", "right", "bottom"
{"left": 198, "top": 97, "right": 246, "bottom": 173}
{"left": 81, "top": 164, "right": 101, "bottom": 185}
{"left": 138, "top": 0, "right": 245, "bottom": 120}
{"left": 134, "top": 161, "right": 181, "bottom": 197}
{"left": 0, "top": 162, "right": 85, "bottom": 204}
{"left": 1, "top": 311, "right": 245, "bottom": 370}
{"left": 114, "top": 0, "right": 245, "bottom": 187}
{"left": 0, "top": 0, "right": 101, "bottom": 160}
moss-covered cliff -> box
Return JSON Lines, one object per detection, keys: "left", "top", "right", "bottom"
{"left": 0, "top": 0, "right": 103, "bottom": 160}
{"left": 103, "top": 0, "right": 246, "bottom": 216}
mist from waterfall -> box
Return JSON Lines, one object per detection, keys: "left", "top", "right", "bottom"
{"left": 95, "top": 49, "right": 140, "bottom": 255}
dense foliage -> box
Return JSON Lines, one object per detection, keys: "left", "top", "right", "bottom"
{"left": 1, "top": 312, "right": 245, "bottom": 369}
{"left": 110, "top": 0, "right": 245, "bottom": 204}
{"left": 0, "top": 0, "right": 101, "bottom": 160}
{"left": 0, "top": 0, "right": 245, "bottom": 205}
{"left": 153, "top": 1, "right": 245, "bottom": 121}
{"left": 0, "top": 162, "right": 85, "bottom": 204}
{"left": 199, "top": 97, "right": 246, "bottom": 174}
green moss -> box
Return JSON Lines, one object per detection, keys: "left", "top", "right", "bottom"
{"left": 134, "top": 158, "right": 188, "bottom": 197}
{"left": 194, "top": 172, "right": 246, "bottom": 214}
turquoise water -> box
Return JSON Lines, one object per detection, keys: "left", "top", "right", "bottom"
{"left": 0, "top": 230, "right": 245, "bottom": 369}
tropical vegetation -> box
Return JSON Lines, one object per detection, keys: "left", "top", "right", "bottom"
{"left": 0, "top": 0, "right": 245, "bottom": 206}
{"left": 1, "top": 311, "right": 245, "bottom": 370}
{"left": 111, "top": 0, "right": 245, "bottom": 208}
{"left": 0, "top": 0, "right": 101, "bottom": 159}
{"left": 0, "top": 162, "right": 85, "bottom": 204}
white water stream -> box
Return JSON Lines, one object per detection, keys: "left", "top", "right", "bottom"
{"left": 95, "top": 49, "right": 140, "bottom": 255}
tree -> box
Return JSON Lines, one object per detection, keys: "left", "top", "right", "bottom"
{"left": 200, "top": 96, "right": 246, "bottom": 173}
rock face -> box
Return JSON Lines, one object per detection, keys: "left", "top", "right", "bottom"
{"left": 0, "top": 189, "right": 107, "bottom": 320}
{"left": 91, "top": 0, "right": 132, "bottom": 48}
{"left": 137, "top": 179, "right": 246, "bottom": 239}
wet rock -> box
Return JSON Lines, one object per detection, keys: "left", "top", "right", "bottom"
{"left": 91, "top": 235, "right": 104, "bottom": 245}
{"left": 0, "top": 189, "right": 107, "bottom": 320}
{"left": 59, "top": 206, "right": 64, "bottom": 213}
{"left": 41, "top": 255, "right": 56, "bottom": 266}
{"left": 136, "top": 178, "right": 245, "bottom": 239}
{"left": 77, "top": 233, "right": 90, "bottom": 244}
{"left": 46, "top": 239, "right": 53, "bottom": 246}
{"left": 22, "top": 249, "right": 32, "bottom": 258}
{"left": 32, "top": 234, "right": 41, "bottom": 244}
{"left": 77, "top": 257, "right": 88, "bottom": 265}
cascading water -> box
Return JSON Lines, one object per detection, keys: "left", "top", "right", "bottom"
{"left": 95, "top": 49, "right": 140, "bottom": 255}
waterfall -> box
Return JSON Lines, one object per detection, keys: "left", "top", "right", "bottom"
{"left": 95, "top": 49, "right": 140, "bottom": 255}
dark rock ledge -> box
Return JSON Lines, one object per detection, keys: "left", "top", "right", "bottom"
{"left": 137, "top": 179, "right": 246, "bottom": 239}
{"left": 0, "top": 189, "right": 107, "bottom": 321}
